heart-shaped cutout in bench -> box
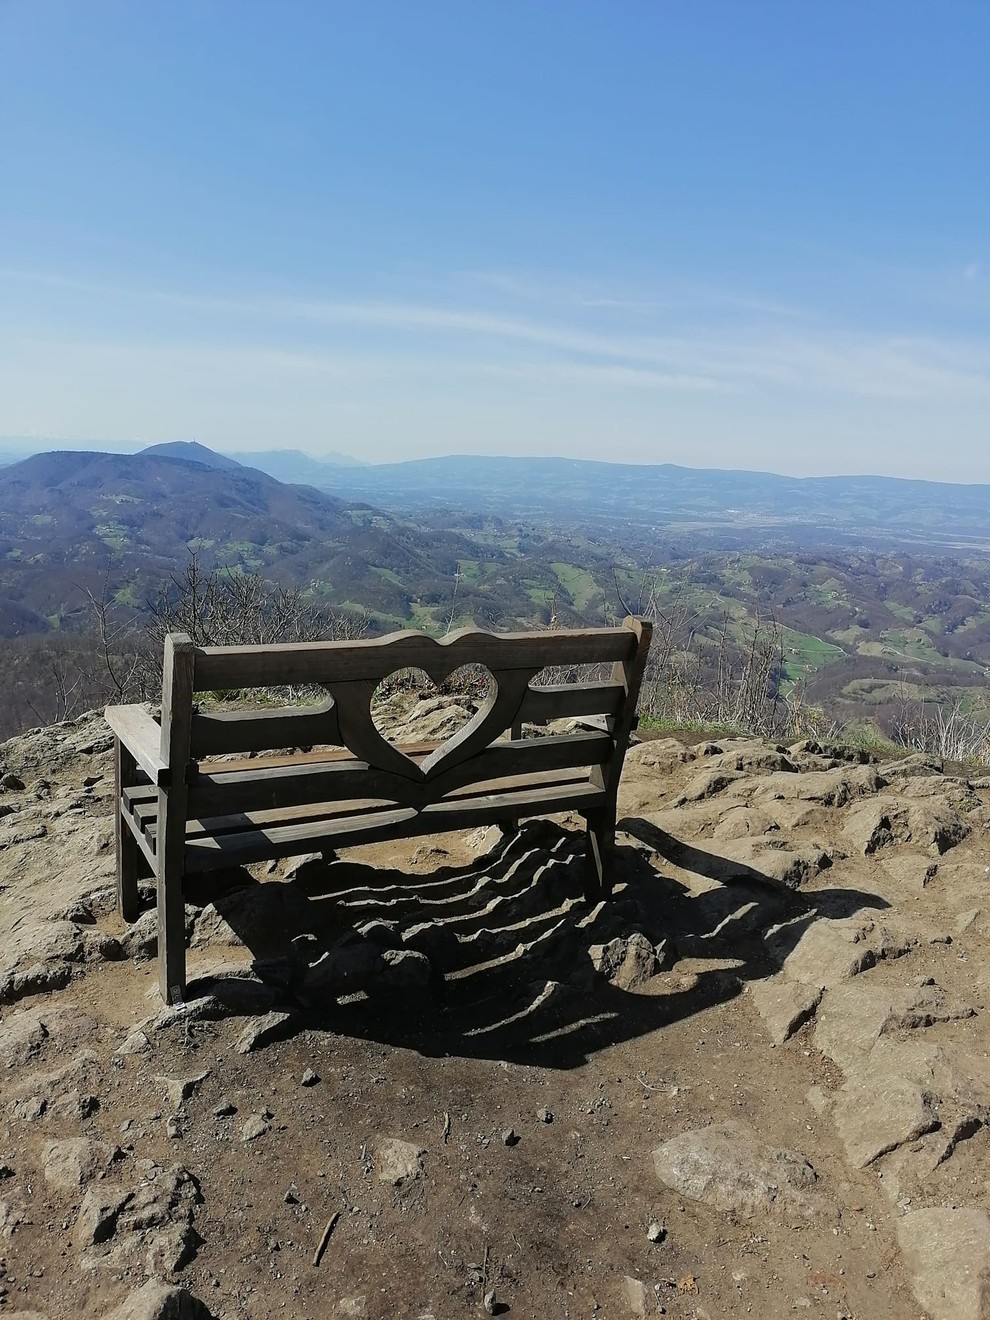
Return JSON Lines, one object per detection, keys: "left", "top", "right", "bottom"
{"left": 328, "top": 661, "right": 535, "bottom": 784}
{"left": 371, "top": 665, "right": 494, "bottom": 745}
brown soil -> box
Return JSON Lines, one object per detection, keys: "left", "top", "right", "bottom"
{"left": 2, "top": 713, "right": 988, "bottom": 1319}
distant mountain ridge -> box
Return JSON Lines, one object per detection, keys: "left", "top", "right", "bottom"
{"left": 281, "top": 454, "right": 990, "bottom": 551}
{"left": 141, "top": 440, "right": 246, "bottom": 471}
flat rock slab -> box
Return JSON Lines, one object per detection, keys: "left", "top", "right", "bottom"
{"left": 897, "top": 1207, "right": 990, "bottom": 1320}
{"left": 833, "top": 1069, "right": 939, "bottom": 1168}
{"left": 767, "top": 916, "right": 916, "bottom": 989}
{"left": 652, "top": 1121, "right": 823, "bottom": 1223}
{"left": 749, "top": 975, "right": 822, "bottom": 1044}
{"left": 106, "top": 1279, "right": 215, "bottom": 1319}
{"left": 42, "top": 1138, "right": 111, "bottom": 1189}
{"left": 234, "top": 1012, "right": 293, "bottom": 1055}
{"left": 375, "top": 1137, "right": 425, "bottom": 1186}
{"left": 815, "top": 981, "right": 975, "bottom": 1074}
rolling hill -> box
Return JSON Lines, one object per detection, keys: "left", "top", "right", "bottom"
{"left": 0, "top": 447, "right": 620, "bottom": 639}
{"left": 261, "top": 453, "right": 990, "bottom": 554}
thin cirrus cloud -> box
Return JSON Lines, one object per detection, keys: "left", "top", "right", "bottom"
{"left": 148, "top": 284, "right": 990, "bottom": 401}
{"left": 1, "top": 269, "right": 988, "bottom": 459}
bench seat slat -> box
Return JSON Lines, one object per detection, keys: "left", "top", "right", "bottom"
{"left": 141, "top": 768, "right": 595, "bottom": 841}
{"left": 182, "top": 780, "right": 607, "bottom": 872}
{"left": 120, "top": 794, "right": 158, "bottom": 870}
{"left": 185, "top": 731, "right": 612, "bottom": 817}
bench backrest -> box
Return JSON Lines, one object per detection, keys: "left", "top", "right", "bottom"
{"left": 159, "top": 619, "right": 652, "bottom": 817}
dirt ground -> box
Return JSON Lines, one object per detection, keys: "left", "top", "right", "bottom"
{"left": 2, "top": 712, "right": 989, "bottom": 1319}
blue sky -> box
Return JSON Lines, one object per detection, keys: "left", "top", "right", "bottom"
{"left": 1, "top": 1, "right": 987, "bottom": 479}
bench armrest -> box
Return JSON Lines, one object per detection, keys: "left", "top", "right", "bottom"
{"left": 105, "top": 705, "right": 171, "bottom": 787}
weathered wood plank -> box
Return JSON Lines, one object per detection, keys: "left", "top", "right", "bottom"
{"left": 519, "top": 680, "right": 625, "bottom": 724}
{"left": 147, "top": 767, "right": 595, "bottom": 842}
{"left": 157, "top": 633, "right": 196, "bottom": 1004}
{"left": 105, "top": 705, "right": 169, "bottom": 786}
{"left": 115, "top": 740, "right": 141, "bottom": 920}
{"left": 184, "top": 805, "right": 420, "bottom": 871}
{"left": 120, "top": 797, "right": 158, "bottom": 873}
{"left": 183, "top": 781, "right": 606, "bottom": 872}
{"left": 193, "top": 624, "right": 637, "bottom": 690}
{"left": 192, "top": 740, "right": 440, "bottom": 777}
{"left": 185, "top": 730, "right": 611, "bottom": 817}
{"left": 189, "top": 698, "right": 343, "bottom": 757}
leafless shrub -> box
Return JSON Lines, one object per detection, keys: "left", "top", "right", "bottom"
{"left": 630, "top": 572, "right": 791, "bottom": 739}
{"left": 888, "top": 697, "right": 990, "bottom": 766}
{"left": 146, "top": 556, "right": 366, "bottom": 650}
{"left": 140, "top": 556, "right": 367, "bottom": 705}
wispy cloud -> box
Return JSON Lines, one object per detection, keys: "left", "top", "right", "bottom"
{"left": 2, "top": 266, "right": 989, "bottom": 416}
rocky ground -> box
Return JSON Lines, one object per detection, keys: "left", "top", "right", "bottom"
{"left": 1, "top": 704, "right": 990, "bottom": 1319}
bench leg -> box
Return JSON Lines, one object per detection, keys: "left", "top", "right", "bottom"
{"left": 115, "top": 741, "right": 141, "bottom": 923}
{"left": 156, "top": 788, "right": 187, "bottom": 1005}
{"left": 582, "top": 805, "right": 615, "bottom": 903}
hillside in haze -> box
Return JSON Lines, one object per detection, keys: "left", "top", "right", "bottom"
{"left": 0, "top": 447, "right": 620, "bottom": 640}
{"left": 279, "top": 454, "right": 990, "bottom": 555}
{"left": 2, "top": 441, "right": 989, "bottom": 747}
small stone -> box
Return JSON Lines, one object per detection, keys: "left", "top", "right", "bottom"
{"left": 537, "top": 1107, "right": 553, "bottom": 1124}
{"left": 235, "top": 1010, "right": 293, "bottom": 1054}
{"left": 42, "top": 1138, "right": 108, "bottom": 1189}
{"left": 483, "top": 1290, "right": 497, "bottom": 1315}
{"left": 115, "top": 1028, "right": 152, "bottom": 1057}
{"left": 502, "top": 1128, "right": 519, "bottom": 1147}
{"left": 283, "top": 1185, "right": 300, "bottom": 1204}
{"left": 154, "top": 1069, "right": 210, "bottom": 1111}
{"left": 0, "top": 773, "right": 25, "bottom": 791}
{"left": 105, "top": 1279, "right": 214, "bottom": 1319}
{"left": 166, "top": 1117, "right": 183, "bottom": 1140}
{"left": 213, "top": 1100, "right": 237, "bottom": 1117}
{"left": 375, "top": 1137, "right": 424, "bottom": 1185}
{"left": 301, "top": 1068, "right": 320, "bottom": 1087}
{"left": 622, "top": 1276, "right": 650, "bottom": 1316}
{"left": 241, "top": 1114, "right": 270, "bottom": 1143}
{"left": 646, "top": 1222, "right": 666, "bottom": 1243}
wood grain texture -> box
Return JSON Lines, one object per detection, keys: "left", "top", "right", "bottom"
{"left": 115, "top": 740, "right": 141, "bottom": 921}
{"left": 519, "top": 680, "right": 625, "bottom": 724}
{"left": 193, "top": 624, "right": 636, "bottom": 690}
{"left": 105, "top": 705, "right": 169, "bottom": 786}
{"left": 185, "top": 729, "right": 611, "bottom": 817}
{"left": 183, "top": 780, "right": 607, "bottom": 872}
{"left": 189, "top": 697, "right": 342, "bottom": 757}
{"left": 156, "top": 633, "right": 196, "bottom": 1003}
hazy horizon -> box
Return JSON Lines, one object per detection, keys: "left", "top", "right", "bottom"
{"left": 5, "top": 434, "right": 990, "bottom": 489}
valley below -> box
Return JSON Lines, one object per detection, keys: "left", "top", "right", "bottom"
{"left": 0, "top": 443, "right": 988, "bottom": 753}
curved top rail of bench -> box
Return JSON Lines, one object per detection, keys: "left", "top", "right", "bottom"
{"left": 190, "top": 620, "right": 643, "bottom": 690}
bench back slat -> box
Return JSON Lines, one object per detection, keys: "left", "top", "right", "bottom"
{"left": 190, "top": 624, "right": 636, "bottom": 691}
{"left": 189, "top": 698, "right": 343, "bottom": 758}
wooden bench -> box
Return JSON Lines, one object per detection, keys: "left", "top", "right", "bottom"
{"left": 105, "top": 617, "right": 652, "bottom": 1003}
